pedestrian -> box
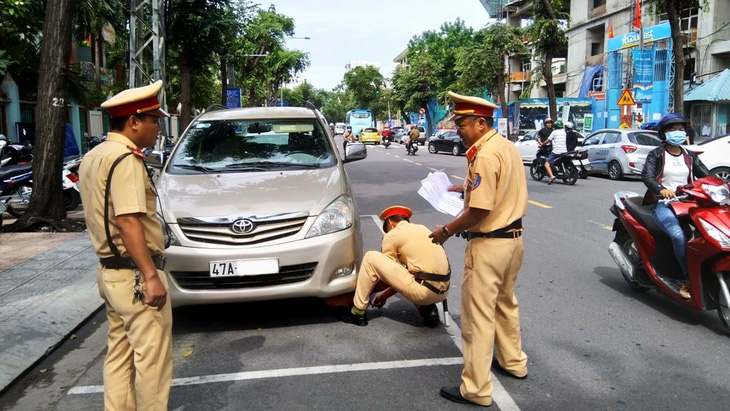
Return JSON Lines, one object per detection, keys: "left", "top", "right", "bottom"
{"left": 338, "top": 205, "right": 450, "bottom": 327}
{"left": 429, "top": 91, "right": 529, "bottom": 408}
{"left": 79, "top": 80, "right": 173, "bottom": 410}
{"left": 685, "top": 119, "right": 696, "bottom": 144}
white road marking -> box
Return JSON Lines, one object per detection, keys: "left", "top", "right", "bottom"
{"left": 68, "top": 357, "right": 465, "bottom": 395}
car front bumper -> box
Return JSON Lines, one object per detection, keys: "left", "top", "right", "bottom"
{"left": 164, "top": 227, "right": 361, "bottom": 308}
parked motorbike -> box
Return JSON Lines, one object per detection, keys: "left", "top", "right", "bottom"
{"left": 609, "top": 176, "right": 730, "bottom": 333}
{"left": 0, "top": 143, "right": 33, "bottom": 168}
{"left": 530, "top": 150, "right": 583, "bottom": 185}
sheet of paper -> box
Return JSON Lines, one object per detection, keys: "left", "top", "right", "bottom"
{"left": 418, "top": 171, "right": 463, "bottom": 217}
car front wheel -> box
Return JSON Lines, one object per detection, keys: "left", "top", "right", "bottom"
{"left": 711, "top": 166, "right": 730, "bottom": 181}
{"left": 452, "top": 144, "right": 460, "bottom": 156}
{"left": 608, "top": 161, "right": 624, "bottom": 180}
{"left": 428, "top": 143, "right": 437, "bottom": 154}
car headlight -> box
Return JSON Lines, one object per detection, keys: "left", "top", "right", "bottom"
{"left": 702, "top": 183, "right": 730, "bottom": 205}
{"left": 305, "top": 195, "right": 354, "bottom": 238}
{"left": 698, "top": 218, "right": 730, "bottom": 249}
{"left": 163, "top": 223, "right": 182, "bottom": 246}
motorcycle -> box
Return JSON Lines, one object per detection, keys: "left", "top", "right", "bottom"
{"left": 406, "top": 140, "right": 418, "bottom": 156}
{"left": 381, "top": 136, "right": 391, "bottom": 149}
{"left": 608, "top": 176, "right": 730, "bottom": 333}
{"left": 0, "top": 143, "right": 33, "bottom": 168}
{"left": 530, "top": 150, "right": 585, "bottom": 185}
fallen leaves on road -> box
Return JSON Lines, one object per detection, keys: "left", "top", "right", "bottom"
{"left": 183, "top": 350, "right": 193, "bottom": 358}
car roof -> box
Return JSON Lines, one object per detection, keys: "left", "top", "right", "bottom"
{"left": 590, "top": 128, "right": 657, "bottom": 133}
{"left": 195, "top": 107, "right": 319, "bottom": 121}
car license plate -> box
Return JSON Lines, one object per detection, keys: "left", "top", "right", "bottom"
{"left": 209, "top": 258, "right": 279, "bottom": 277}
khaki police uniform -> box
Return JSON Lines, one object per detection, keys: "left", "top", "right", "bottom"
{"left": 354, "top": 220, "right": 450, "bottom": 311}
{"left": 79, "top": 81, "right": 172, "bottom": 411}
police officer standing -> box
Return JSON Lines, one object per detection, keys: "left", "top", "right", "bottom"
{"left": 79, "top": 80, "right": 173, "bottom": 410}
{"left": 430, "top": 92, "right": 529, "bottom": 407}
{"left": 339, "top": 205, "right": 450, "bottom": 327}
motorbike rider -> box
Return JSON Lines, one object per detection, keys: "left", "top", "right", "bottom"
{"left": 536, "top": 118, "right": 554, "bottom": 150}
{"left": 641, "top": 113, "right": 710, "bottom": 299}
{"left": 407, "top": 125, "right": 420, "bottom": 154}
{"left": 565, "top": 121, "right": 580, "bottom": 152}
{"left": 329, "top": 122, "right": 335, "bottom": 135}
{"left": 342, "top": 126, "right": 355, "bottom": 152}
{"left": 539, "top": 119, "right": 567, "bottom": 185}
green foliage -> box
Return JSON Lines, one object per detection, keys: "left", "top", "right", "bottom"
{"left": 343, "top": 65, "right": 384, "bottom": 109}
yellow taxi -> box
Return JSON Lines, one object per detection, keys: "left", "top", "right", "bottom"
{"left": 359, "top": 127, "right": 381, "bottom": 144}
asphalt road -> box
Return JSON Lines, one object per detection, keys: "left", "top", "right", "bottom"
{"left": 2, "top": 138, "right": 729, "bottom": 410}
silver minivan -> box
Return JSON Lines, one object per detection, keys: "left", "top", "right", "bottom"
{"left": 150, "top": 106, "right": 367, "bottom": 307}
{"left": 581, "top": 128, "right": 660, "bottom": 179}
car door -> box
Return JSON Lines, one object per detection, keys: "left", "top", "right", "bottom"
{"left": 600, "top": 131, "right": 623, "bottom": 170}
{"left": 582, "top": 132, "right": 604, "bottom": 171}
{"left": 516, "top": 132, "right": 539, "bottom": 163}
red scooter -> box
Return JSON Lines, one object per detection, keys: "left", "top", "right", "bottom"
{"left": 609, "top": 176, "right": 730, "bottom": 333}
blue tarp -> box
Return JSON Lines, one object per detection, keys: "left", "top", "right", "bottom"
{"left": 579, "top": 65, "right": 603, "bottom": 98}
{"left": 64, "top": 123, "right": 80, "bottom": 157}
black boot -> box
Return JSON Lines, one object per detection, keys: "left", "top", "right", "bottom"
{"left": 418, "top": 304, "right": 440, "bottom": 328}
{"left": 337, "top": 306, "right": 368, "bottom": 326}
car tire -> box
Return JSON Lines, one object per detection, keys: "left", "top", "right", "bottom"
{"left": 452, "top": 144, "right": 460, "bottom": 156}
{"left": 428, "top": 143, "right": 437, "bottom": 154}
{"left": 711, "top": 166, "right": 730, "bottom": 181}
{"left": 608, "top": 161, "right": 624, "bottom": 180}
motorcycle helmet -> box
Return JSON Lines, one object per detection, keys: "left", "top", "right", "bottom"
{"left": 554, "top": 120, "right": 564, "bottom": 128}
{"left": 329, "top": 123, "right": 334, "bottom": 127}
{"left": 564, "top": 121, "right": 574, "bottom": 130}
{"left": 657, "top": 113, "right": 687, "bottom": 140}
{"left": 544, "top": 117, "right": 553, "bottom": 124}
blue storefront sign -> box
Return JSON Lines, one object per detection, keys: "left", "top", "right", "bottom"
{"left": 607, "top": 22, "right": 672, "bottom": 53}
{"left": 226, "top": 88, "right": 242, "bottom": 108}
{"left": 632, "top": 49, "right": 654, "bottom": 101}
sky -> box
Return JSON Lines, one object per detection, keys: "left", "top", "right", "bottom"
{"left": 265, "top": 0, "right": 492, "bottom": 91}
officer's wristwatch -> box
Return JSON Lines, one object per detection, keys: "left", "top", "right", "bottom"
{"left": 441, "top": 226, "right": 450, "bottom": 238}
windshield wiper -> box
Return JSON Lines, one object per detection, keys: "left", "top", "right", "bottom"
{"left": 225, "top": 161, "right": 320, "bottom": 169}
{"left": 175, "top": 164, "right": 216, "bottom": 173}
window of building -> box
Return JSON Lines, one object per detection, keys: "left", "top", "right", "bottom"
{"left": 593, "top": 0, "right": 605, "bottom": 7}
{"left": 522, "top": 60, "right": 531, "bottom": 74}
{"left": 659, "top": 8, "right": 699, "bottom": 45}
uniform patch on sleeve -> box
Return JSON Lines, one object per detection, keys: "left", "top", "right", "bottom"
{"left": 472, "top": 173, "right": 482, "bottom": 190}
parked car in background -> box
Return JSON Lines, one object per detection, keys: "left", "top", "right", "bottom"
{"left": 416, "top": 126, "right": 427, "bottom": 145}
{"left": 581, "top": 128, "right": 661, "bottom": 180}
{"left": 687, "top": 134, "right": 730, "bottom": 180}
{"left": 148, "top": 105, "right": 367, "bottom": 307}
{"left": 390, "top": 127, "right": 404, "bottom": 139}
{"left": 334, "top": 122, "right": 346, "bottom": 135}
{"left": 513, "top": 130, "right": 539, "bottom": 163}
{"left": 359, "top": 127, "right": 382, "bottom": 144}
{"left": 428, "top": 130, "right": 465, "bottom": 155}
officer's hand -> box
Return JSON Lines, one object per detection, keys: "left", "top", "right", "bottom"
{"left": 144, "top": 274, "right": 167, "bottom": 310}
{"left": 372, "top": 293, "right": 389, "bottom": 309}
{"left": 659, "top": 188, "right": 676, "bottom": 199}
{"left": 429, "top": 225, "right": 449, "bottom": 245}
{"left": 448, "top": 184, "right": 464, "bottom": 193}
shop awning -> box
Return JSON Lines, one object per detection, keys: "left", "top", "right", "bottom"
{"left": 684, "top": 69, "right": 730, "bottom": 102}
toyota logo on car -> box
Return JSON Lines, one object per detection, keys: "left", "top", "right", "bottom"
{"left": 230, "top": 219, "right": 255, "bottom": 234}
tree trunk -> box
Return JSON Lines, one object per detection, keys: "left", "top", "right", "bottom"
{"left": 9, "top": 0, "right": 74, "bottom": 231}
{"left": 666, "top": 1, "right": 685, "bottom": 115}
{"left": 220, "top": 55, "right": 228, "bottom": 106}
{"left": 179, "top": 50, "right": 193, "bottom": 131}
{"left": 497, "top": 65, "right": 509, "bottom": 139}
{"left": 543, "top": 47, "right": 558, "bottom": 121}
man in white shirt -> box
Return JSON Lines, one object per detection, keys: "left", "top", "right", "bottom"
{"left": 539, "top": 119, "right": 567, "bottom": 185}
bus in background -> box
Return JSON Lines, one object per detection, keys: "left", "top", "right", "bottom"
{"left": 345, "top": 109, "right": 373, "bottom": 138}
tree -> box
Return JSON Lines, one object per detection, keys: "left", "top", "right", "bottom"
{"left": 9, "top": 0, "right": 75, "bottom": 231}
{"left": 527, "top": 0, "right": 568, "bottom": 120}
{"left": 343, "top": 65, "right": 384, "bottom": 110}
{"left": 456, "top": 23, "right": 527, "bottom": 137}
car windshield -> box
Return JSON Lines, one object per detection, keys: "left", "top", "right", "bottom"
{"left": 170, "top": 119, "right": 335, "bottom": 172}
{"left": 363, "top": 128, "right": 377, "bottom": 133}
{"left": 628, "top": 132, "right": 661, "bottom": 146}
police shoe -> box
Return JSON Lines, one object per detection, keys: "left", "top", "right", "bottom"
{"left": 419, "top": 304, "right": 440, "bottom": 328}
{"left": 439, "top": 386, "right": 490, "bottom": 407}
{"left": 337, "top": 306, "right": 368, "bottom": 326}
{"left": 491, "top": 359, "right": 528, "bottom": 379}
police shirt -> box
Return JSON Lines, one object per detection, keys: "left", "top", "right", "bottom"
{"left": 79, "top": 132, "right": 164, "bottom": 258}
{"left": 382, "top": 221, "right": 450, "bottom": 291}
{"left": 463, "top": 130, "right": 528, "bottom": 233}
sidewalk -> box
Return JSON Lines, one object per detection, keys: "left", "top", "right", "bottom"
{"left": 0, "top": 214, "right": 102, "bottom": 393}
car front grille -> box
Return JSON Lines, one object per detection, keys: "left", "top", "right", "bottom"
{"left": 171, "top": 262, "right": 317, "bottom": 290}
{"left": 177, "top": 213, "right": 309, "bottom": 246}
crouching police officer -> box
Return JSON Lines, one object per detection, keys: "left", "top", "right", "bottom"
{"left": 79, "top": 80, "right": 173, "bottom": 410}
{"left": 339, "top": 205, "right": 450, "bottom": 327}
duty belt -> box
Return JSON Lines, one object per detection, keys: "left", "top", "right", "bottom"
{"left": 461, "top": 218, "right": 523, "bottom": 241}
{"left": 100, "top": 255, "right": 166, "bottom": 270}
{"left": 414, "top": 271, "right": 450, "bottom": 294}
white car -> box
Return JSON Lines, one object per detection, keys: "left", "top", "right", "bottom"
{"left": 687, "top": 134, "right": 730, "bottom": 180}
{"left": 334, "top": 122, "right": 346, "bottom": 135}
{"left": 514, "top": 130, "right": 539, "bottom": 163}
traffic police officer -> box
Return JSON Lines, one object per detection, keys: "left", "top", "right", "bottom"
{"left": 429, "top": 92, "right": 529, "bottom": 407}
{"left": 339, "top": 205, "right": 450, "bottom": 327}
{"left": 79, "top": 80, "right": 173, "bottom": 410}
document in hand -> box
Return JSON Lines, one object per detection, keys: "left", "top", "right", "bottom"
{"left": 417, "top": 171, "right": 463, "bottom": 217}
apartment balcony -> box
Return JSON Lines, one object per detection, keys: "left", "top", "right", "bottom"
{"left": 510, "top": 71, "right": 531, "bottom": 82}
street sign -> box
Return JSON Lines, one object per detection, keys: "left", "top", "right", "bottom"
{"left": 617, "top": 89, "right": 636, "bottom": 106}
{"left": 583, "top": 114, "right": 593, "bottom": 131}
{"left": 419, "top": 107, "right": 426, "bottom": 115}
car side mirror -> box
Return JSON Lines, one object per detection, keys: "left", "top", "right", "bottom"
{"left": 344, "top": 142, "right": 367, "bottom": 163}
{"left": 145, "top": 149, "right": 166, "bottom": 169}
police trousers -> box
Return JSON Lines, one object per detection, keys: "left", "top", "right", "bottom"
{"left": 353, "top": 251, "right": 447, "bottom": 311}
{"left": 97, "top": 266, "right": 173, "bottom": 411}
{"left": 460, "top": 236, "right": 527, "bottom": 406}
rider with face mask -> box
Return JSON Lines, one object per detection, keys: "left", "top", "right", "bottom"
{"left": 641, "top": 113, "right": 710, "bottom": 299}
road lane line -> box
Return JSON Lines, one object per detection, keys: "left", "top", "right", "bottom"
{"left": 429, "top": 167, "right": 439, "bottom": 171}
{"left": 527, "top": 200, "right": 552, "bottom": 209}
{"left": 603, "top": 226, "right": 612, "bottom": 231}
{"left": 450, "top": 175, "right": 463, "bottom": 180}
{"left": 414, "top": 162, "right": 422, "bottom": 166}
{"left": 403, "top": 159, "right": 414, "bottom": 163}
{"left": 68, "top": 357, "right": 465, "bottom": 395}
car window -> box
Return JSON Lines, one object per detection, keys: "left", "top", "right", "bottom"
{"left": 603, "top": 132, "right": 621, "bottom": 144}
{"left": 583, "top": 133, "right": 602, "bottom": 145}
{"left": 170, "top": 119, "right": 335, "bottom": 172}
{"left": 522, "top": 133, "right": 535, "bottom": 141}
{"left": 417, "top": 126, "right": 425, "bottom": 132}
{"left": 363, "top": 128, "right": 377, "bottom": 133}
{"left": 628, "top": 132, "right": 661, "bottom": 146}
